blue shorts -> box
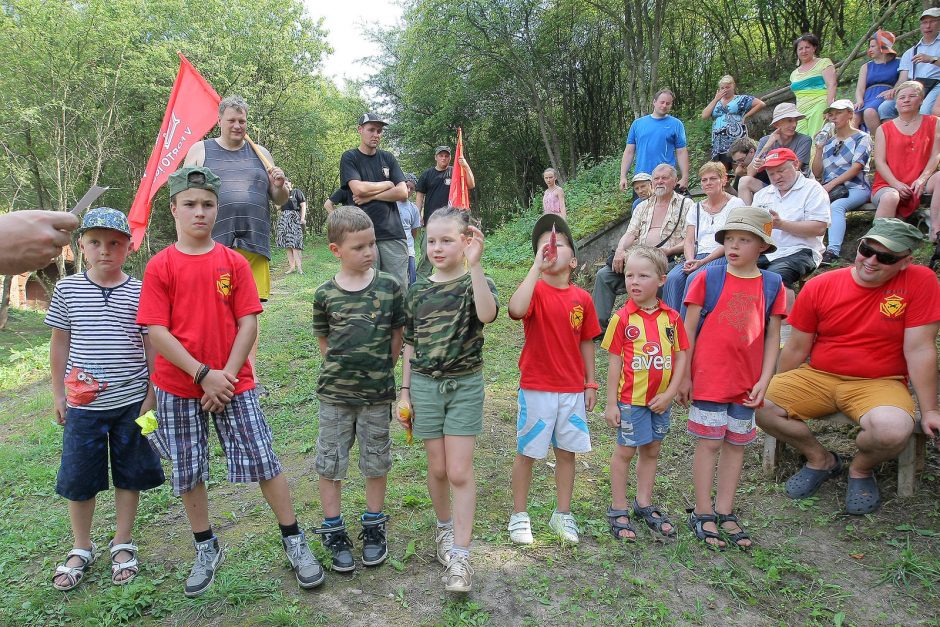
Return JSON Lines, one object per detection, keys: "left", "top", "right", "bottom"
{"left": 615, "top": 403, "right": 671, "bottom": 448}
{"left": 56, "top": 400, "right": 166, "bottom": 501}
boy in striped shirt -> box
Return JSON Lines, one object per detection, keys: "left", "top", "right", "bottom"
{"left": 46, "top": 207, "right": 165, "bottom": 591}
{"left": 601, "top": 247, "right": 688, "bottom": 542}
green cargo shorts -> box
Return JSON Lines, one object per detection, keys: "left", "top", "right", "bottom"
{"left": 411, "top": 370, "right": 484, "bottom": 439}
{"left": 315, "top": 401, "right": 392, "bottom": 480}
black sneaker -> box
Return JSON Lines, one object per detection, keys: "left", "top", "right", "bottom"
{"left": 820, "top": 250, "right": 839, "bottom": 266}
{"left": 313, "top": 523, "right": 355, "bottom": 572}
{"left": 359, "top": 514, "right": 389, "bottom": 566}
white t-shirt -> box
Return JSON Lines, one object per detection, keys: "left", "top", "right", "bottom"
{"left": 753, "top": 175, "right": 831, "bottom": 264}
{"left": 686, "top": 196, "right": 745, "bottom": 256}
{"left": 44, "top": 273, "right": 150, "bottom": 411}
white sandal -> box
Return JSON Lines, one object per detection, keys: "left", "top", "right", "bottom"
{"left": 109, "top": 541, "right": 139, "bottom": 585}
{"left": 52, "top": 543, "right": 98, "bottom": 591}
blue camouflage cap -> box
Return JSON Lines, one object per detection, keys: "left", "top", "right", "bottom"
{"left": 77, "top": 207, "right": 131, "bottom": 237}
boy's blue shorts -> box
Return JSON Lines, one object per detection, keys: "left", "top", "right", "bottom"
{"left": 56, "top": 400, "right": 165, "bottom": 501}
{"left": 615, "top": 402, "right": 671, "bottom": 448}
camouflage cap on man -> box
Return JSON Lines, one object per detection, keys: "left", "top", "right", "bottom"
{"left": 168, "top": 166, "right": 221, "bottom": 197}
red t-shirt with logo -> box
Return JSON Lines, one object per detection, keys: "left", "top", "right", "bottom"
{"left": 601, "top": 300, "right": 689, "bottom": 405}
{"left": 789, "top": 265, "right": 940, "bottom": 379}
{"left": 137, "top": 243, "right": 263, "bottom": 398}
{"left": 513, "top": 280, "right": 601, "bottom": 392}
{"left": 685, "top": 271, "right": 786, "bottom": 403}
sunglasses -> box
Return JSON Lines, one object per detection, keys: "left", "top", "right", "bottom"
{"left": 858, "top": 240, "right": 908, "bottom": 265}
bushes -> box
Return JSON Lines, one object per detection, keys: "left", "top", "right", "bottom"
{"left": 484, "top": 156, "right": 631, "bottom": 267}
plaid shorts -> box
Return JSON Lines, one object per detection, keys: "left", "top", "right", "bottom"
{"left": 152, "top": 386, "right": 282, "bottom": 496}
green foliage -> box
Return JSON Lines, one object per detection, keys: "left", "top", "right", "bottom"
{"left": 0, "top": 0, "right": 365, "bottom": 252}
{"left": 485, "top": 155, "right": 628, "bottom": 267}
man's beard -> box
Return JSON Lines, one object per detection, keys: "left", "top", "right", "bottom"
{"left": 654, "top": 185, "right": 670, "bottom": 197}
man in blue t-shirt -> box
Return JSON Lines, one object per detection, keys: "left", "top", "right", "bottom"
{"left": 619, "top": 89, "right": 690, "bottom": 192}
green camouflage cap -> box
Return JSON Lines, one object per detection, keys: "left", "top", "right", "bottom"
{"left": 168, "top": 166, "right": 221, "bottom": 197}
{"left": 77, "top": 207, "right": 131, "bottom": 237}
{"left": 862, "top": 218, "right": 928, "bottom": 253}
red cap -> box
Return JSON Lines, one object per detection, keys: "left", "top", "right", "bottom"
{"left": 760, "top": 147, "right": 799, "bottom": 171}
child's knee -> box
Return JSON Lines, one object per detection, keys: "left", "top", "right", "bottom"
{"left": 553, "top": 448, "right": 575, "bottom": 463}
{"left": 612, "top": 444, "right": 637, "bottom": 462}
{"left": 695, "top": 437, "right": 723, "bottom": 453}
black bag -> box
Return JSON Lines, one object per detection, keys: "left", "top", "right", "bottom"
{"left": 828, "top": 184, "right": 849, "bottom": 202}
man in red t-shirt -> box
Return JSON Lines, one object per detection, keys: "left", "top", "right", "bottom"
{"left": 758, "top": 218, "right": 940, "bottom": 515}
{"left": 137, "top": 167, "right": 324, "bottom": 596}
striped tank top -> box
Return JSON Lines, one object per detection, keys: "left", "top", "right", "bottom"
{"left": 204, "top": 139, "right": 272, "bottom": 259}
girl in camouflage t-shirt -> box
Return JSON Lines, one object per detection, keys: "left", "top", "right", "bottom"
{"left": 398, "top": 208, "right": 498, "bottom": 593}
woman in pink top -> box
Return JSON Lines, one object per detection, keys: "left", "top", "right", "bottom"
{"left": 542, "top": 168, "right": 566, "bottom": 218}
{"left": 872, "top": 81, "right": 940, "bottom": 235}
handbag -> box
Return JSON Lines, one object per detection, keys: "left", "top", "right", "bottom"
{"left": 828, "top": 184, "right": 849, "bottom": 202}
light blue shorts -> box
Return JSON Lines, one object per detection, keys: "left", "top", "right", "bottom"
{"left": 615, "top": 403, "right": 671, "bottom": 448}
{"left": 516, "top": 389, "right": 591, "bottom": 458}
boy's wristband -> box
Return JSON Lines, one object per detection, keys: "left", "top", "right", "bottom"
{"left": 584, "top": 382, "right": 599, "bottom": 390}
{"left": 194, "top": 364, "right": 210, "bottom": 385}
{"left": 400, "top": 386, "right": 410, "bottom": 391}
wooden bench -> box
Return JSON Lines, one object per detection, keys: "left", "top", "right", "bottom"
{"left": 762, "top": 413, "right": 928, "bottom": 497}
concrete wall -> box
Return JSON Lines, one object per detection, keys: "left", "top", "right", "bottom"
{"left": 575, "top": 215, "right": 631, "bottom": 269}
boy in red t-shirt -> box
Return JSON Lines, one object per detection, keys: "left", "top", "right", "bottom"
{"left": 681, "top": 206, "right": 785, "bottom": 549}
{"left": 507, "top": 215, "right": 600, "bottom": 545}
{"left": 601, "top": 247, "right": 689, "bottom": 542}
{"left": 137, "top": 167, "right": 324, "bottom": 596}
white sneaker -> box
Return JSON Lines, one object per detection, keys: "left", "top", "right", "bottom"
{"left": 508, "top": 512, "right": 534, "bottom": 544}
{"left": 549, "top": 511, "right": 580, "bottom": 544}
{"left": 435, "top": 525, "right": 454, "bottom": 566}
{"left": 442, "top": 553, "right": 473, "bottom": 592}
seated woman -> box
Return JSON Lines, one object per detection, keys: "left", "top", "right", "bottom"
{"left": 854, "top": 30, "right": 900, "bottom": 134}
{"left": 811, "top": 100, "right": 873, "bottom": 264}
{"left": 662, "top": 162, "right": 744, "bottom": 315}
{"left": 542, "top": 167, "right": 566, "bottom": 218}
{"left": 872, "top": 81, "right": 940, "bottom": 239}
{"left": 701, "top": 75, "right": 765, "bottom": 165}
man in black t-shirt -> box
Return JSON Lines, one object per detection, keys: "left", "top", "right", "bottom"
{"left": 414, "top": 145, "right": 476, "bottom": 277}
{"left": 339, "top": 113, "right": 409, "bottom": 287}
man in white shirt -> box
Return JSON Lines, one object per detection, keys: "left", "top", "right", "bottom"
{"left": 752, "top": 148, "right": 830, "bottom": 307}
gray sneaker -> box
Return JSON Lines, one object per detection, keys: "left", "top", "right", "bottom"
{"left": 283, "top": 532, "right": 325, "bottom": 589}
{"left": 184, "top": 537, "right": 224, "bottom": 597}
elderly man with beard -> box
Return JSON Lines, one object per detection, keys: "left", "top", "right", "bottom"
{"left": 592, "top": 164, "right": 693, "bottom": 333}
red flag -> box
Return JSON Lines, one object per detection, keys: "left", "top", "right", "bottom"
{"left": 128, "top": 53, "right": 221, "bottom": 249}
{"left": 448, "top": 127, "right": 470, "bottom": 210}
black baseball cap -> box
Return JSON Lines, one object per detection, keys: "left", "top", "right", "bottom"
{"left": 532, "top": 213, "right": 577, "bottom": 256}
{"left": 358, "top": 112, "right": 388, "bottom": 126}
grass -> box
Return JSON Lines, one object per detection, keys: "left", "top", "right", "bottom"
{"left": 0, "top": 241, "right": 938, "bottom": 625}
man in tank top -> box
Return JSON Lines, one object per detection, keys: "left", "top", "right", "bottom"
{"left": 184, "top": 95, "right": 288, "bottom": 396}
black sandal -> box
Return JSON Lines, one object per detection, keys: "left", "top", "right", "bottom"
{"left": 686, "top": 509, "right": 725, "bottom": 550}
{"left": 716, "top": 512, "right": 752, "bottom": 550}
{"left": 606, "top": 507, "right": 637, "bottom": 542}
{"left": 632, "top": 499, "right": 677, "bottom": 540}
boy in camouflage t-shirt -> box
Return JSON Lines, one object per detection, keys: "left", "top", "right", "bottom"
{"left": 312, "top": 207, "right": 405, "bottom": 574}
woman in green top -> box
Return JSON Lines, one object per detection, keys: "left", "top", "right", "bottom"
{"left": 790, "top": 33, "right": 837, "bottom": 138}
